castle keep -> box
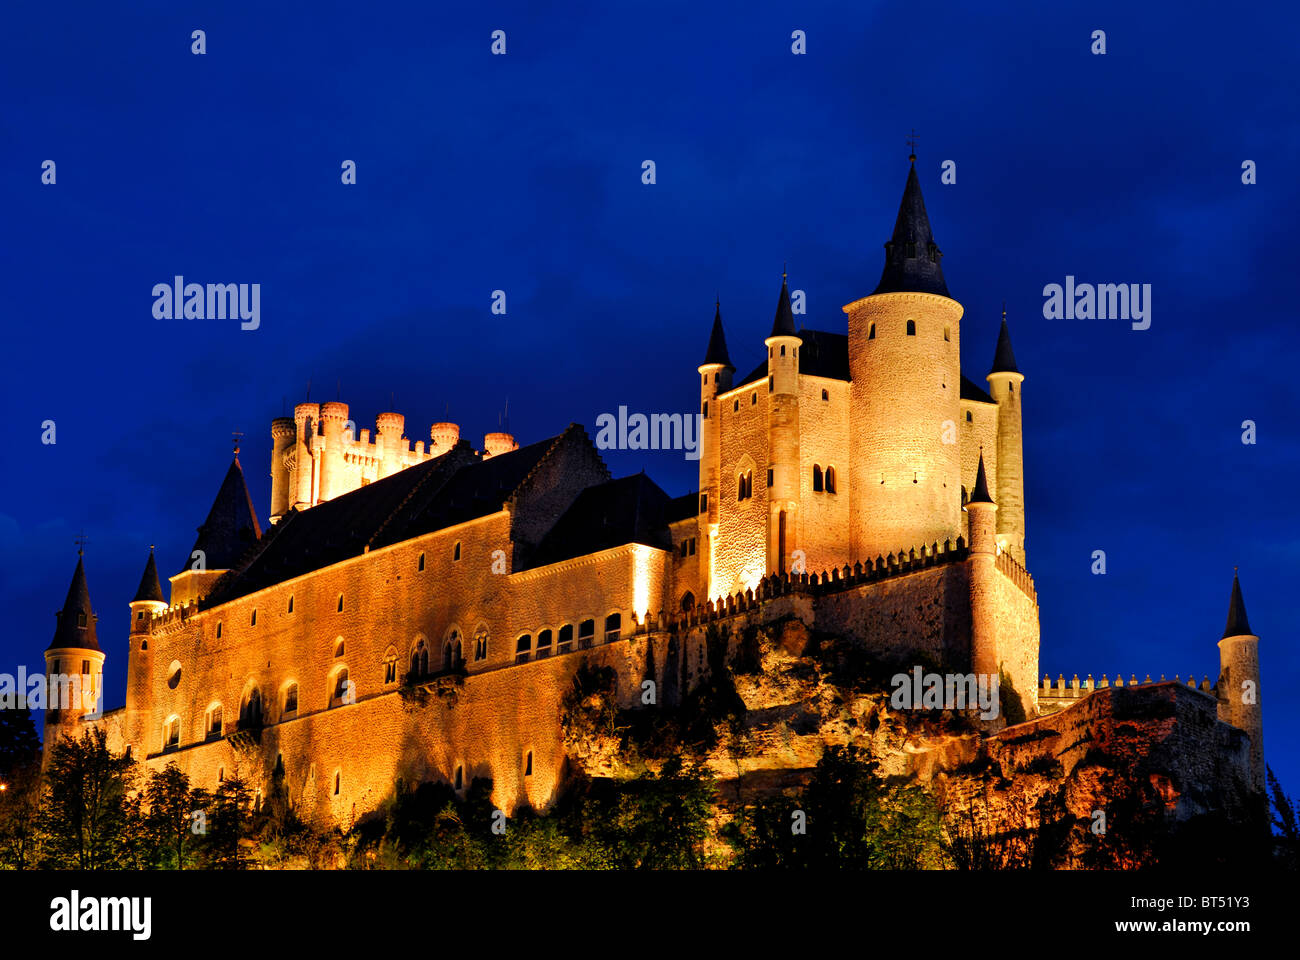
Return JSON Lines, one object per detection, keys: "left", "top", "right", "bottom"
{"left": 35, "top": 160, "right": 1265, "bottom": 826}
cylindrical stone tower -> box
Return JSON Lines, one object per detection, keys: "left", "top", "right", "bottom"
{"left": 697, "top": 300, "right": 734, "bottom": 599}
{"left": 766, "top": 274, "right": 801, "bottom": 574}
{"left": 986, "top": 310, "right": 1026, "bottom": 566}
{"left": 317, "top": 401, "right": 349, "bottom": 501}
{"left": 1217, "top": 571, "right": 1263, "bottom": 792}
{"left": 293, "top": 402, "right": 319, "bottom": 509}
{"left": 270, "top": 416, "right": 295, "bottom": 523}
{"left": 376, "top": 412, "right": 405, "bottom": 479}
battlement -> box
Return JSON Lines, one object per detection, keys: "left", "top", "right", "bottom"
{"left": 1039, "top": 672, "right": 1217, "bottom": 717}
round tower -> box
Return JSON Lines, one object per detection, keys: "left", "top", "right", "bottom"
{"left": 430, "top": 421, "right": 460, "bottom": 457}
{"left": 269, "top": 416, "right": 295, "bottom": 523}
{"left": 125, "top": 546, "right": 167, "bottom": 757}
{"left": 965, "top": 453, "right": 1000, "bottom": 684}
{"left": 986, "top": 308, "right": 1026, "bottom": 565}
{"left": 1217, "top": 571, "right": 1263, "bottom": 792}
{"left": 766, "top": 273, "right": 801, "bottom": 574}
{"left": 292, "top": 402, "right": 320, "bottom": 508}
{"left": 847, "top": 157, "right": 963, "bottom": 563}
{"left": 376, "top": 412, "right": 406, "bottom": 479}
{"left": 42, "top": 550, "right": 105, "bottom": 755}
{"left": 697, "top": 299, "right": 734, "bottom": 599}
{"left": 317, "top": 401, "right": 350, "bottom": 501}
{"left": 483, "top": 432, "right": 518, "bottom": 458}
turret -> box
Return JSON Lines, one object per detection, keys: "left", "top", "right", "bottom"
{"left": 125, "top": 547, "right": 167, "bottom": 758}
{"left": 1217, "top": 571, "right": 1263, "bottom": 791}
{"left": 697, "top": 299, "right": 734, "bottom": 596}
{"left": 170, "top": 449, "right": 263, "bottom": 606}
{"left": 765, "top": 273, "right": 801, "bottom": 574}
{"left": 317, "top": 401, "right": 350, "bottom": 501}
{"left": 269, "top": 416, "right": 295, "bottom": 523}
{"left": 42, "top": 550, "right": 105, "bottom": 755}
{"left": 965, "top": 453, "right": 1000, "bottom": 685}
{"left": 847, "top": 156, "right": 963, "bottom": 563}
{"left": 483, "top": 432, "right": 518, "bottom": 459}
{"left": 986, "top": 308, "right": 1026, "bottom": 565}
{"left": 376, "top": 412, "right": 406, "bottom": 479}
{"left": 430, "top": 422, "right": 460, "bottom": 457}
{"left": 292, "top": 402, "right": 320, "bottom": 509}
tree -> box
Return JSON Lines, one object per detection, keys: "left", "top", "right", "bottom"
{"left": 199, "top": 770, "right": 254, "bottom": 869}
{"left": 0, "top": 762, "right": 43, "bottom": 869}
{"left": 584, "top": 757, "right": 715, "bottom": 869}
{"left": 144, "top": 762, "right": 207, "bottom": 869}
{"left": 38, "top": 727, "right": 137, "bottom": 869}
{"left": 1267, "top": 765, "right": 1298, "bottom": 870}
{"left": 0, "top": 705, "right": 41, "bottom": 781}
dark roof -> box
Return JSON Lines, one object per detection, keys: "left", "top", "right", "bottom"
{"left": 738, "top": 329, "right": 852, "bottom": 389}
{"left": 132, "top": 547, "right": 165, "bottom": 603}
{"left": 185, "top": 456, "right": 263, "bottom": 573}
{"left": 204, "top": 429, "right": 585, "bottom": 603}
{"left": 532, "top": 473, "right": 674, "bottom": 567}
{"left": 48, "top": 555, "right": 99, "bottom": 652}
{"left": 666, "top": 491, "right": 699, "bottom": 524}
{"left": 990, "top": 315, "right": 1020, "bottom": 375}
{"left": 960, "top": 374, "right": 995, "bottom": 404}
{"left": 1222, "top": 572, "right": 1254, "bottom": 638}
{"left": 873, "top": 161, "right": 950, "bottom": 297}
{"left": 702, "top": 302, "right": 734, "bottom": 369}
{"left": 969, "top": 452, "right": 994, "bottom": 504}
{"left": 770, "top": 274, "right": 797, "bottom": 338}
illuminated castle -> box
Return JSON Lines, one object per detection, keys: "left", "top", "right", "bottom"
{"left": 37, "top": 159, "right": 1264, "bottom": 825}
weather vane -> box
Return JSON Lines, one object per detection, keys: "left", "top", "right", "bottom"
{"left": 75, "top": 530, "right": 89, "bottom": 557}
{"left": 907, "top": 128, "right": 919, "bottom": 162}
{"left": 232, "top": 430, "right": 244, "bottom": 455}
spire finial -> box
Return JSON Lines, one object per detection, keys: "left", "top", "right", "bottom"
{"left": 1002, "top": 300, "right": 1007, "bottom": 322}
{"left": 232, "top": 430, "right": 244, "bottom": 456}
{"left": 783, "top": 261, "right": 787, "bottom": 281}
{"left": 74, "top": 530, "right": 88, "bottom": 557}
{"left": 906, "top": 128, "right": 918, "bottom": 163}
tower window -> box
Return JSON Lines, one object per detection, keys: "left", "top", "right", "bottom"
{"left": 734, "top": 399, "right": 739, "bottom": 412}
{"left": 813, "top": 464, "right": 824, "bottom": 492}
{"left": 944, "top": 326, "right": 950, "bottom": 342}
{"left": 780, "top": 345, "right": 786, "bottom": 356}
{"left": 1008, "top": 382, "right": 1014, "bottom": 395}
{"left": 216, "top": 622, "right": 222, "bottom": 639}
{"left": 699, "top": 493, "right": 708, "bottom": 513}
{"left": 137, "top": 610, "right": 144, "bottom": 620}
{"left": 287, "top": 595, "right": 294, "bottom": 613}
{"left": 737, "top": 471, "right": 753, "bottom": 501}
{"left": 767, "top": 469, "right": 773, "bottom": 487}
{"left": 77, "top": 612, "right": 86, "bottom": 628}
{"left": 826, "top": 466, "right": 837, "bottom": 494}
{"left": 334, "top": 772, "right": 341, "bottom": 795}
{"left": 751, "top": 393, "right": 757, "bottom": 405}
{"left": 906, "top": 320, "right": 916, "bottom": 336}
{"left": 337, "top": 594, "right": 344, "bottom": 612}
{"left": 966, "top": 411, "right": 972, "bottom": 422}
{"left": 418, "top": 552, "right": 425, "bottom": 571}
{"left": 868, "top": 323, "right": 876, "bottom": 340}
{"left": 702, "top": 401, "right": 708, "bottom": 417}
{"left": 525, "top": 751, "right": 533, "bottom": 777}
{"left": 453, "top": 541, "right": 461, "bottom": 561}
{"left": 822, "top": 389, "right": 829, "bottom": 401}
{"left": 768, "top": 376, "right": 774, "bottom": 393}
{"left": 250, "top": 608, "right": 257, "bottom": 626}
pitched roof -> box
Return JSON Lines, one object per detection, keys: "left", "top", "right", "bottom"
{"left": 665, "top": 491, "right": 699, "bottom": 525}
{"left": 1222, "top": 572, "right": 1254, "bottom": 639}
{"left": 990, "top": 315, "right": 1020, "bottom": 375}
{"left": 737, "top": 329, "right": 851, "bottom": 389}
{"left": 969, "top": 451, "right": 994, "bottom": 505}
{"left": 48, "top": 555, "right": 99, "bottom": 652}
{"left": 184, "top": 456, "right": 263, "bottom": 573}
{"left": 770, "top": 274, "right": 797, "bottom": 338}
{"left": 531, "top": 473, "right": 674, "bottom": 567}
{"left": 203, "top": 428, "right": 587, "bottom": 603}
{"left": 872, "top": 161, "right": 950, "bottom": 297}
{"left": 702, "top": 301, "right": 734, "bottom": 369}
{"left": 960, "top": 374, "right": 995, "bottom": 404}
{"left": 132, "top": 547, "right": 165, "bottom": 603}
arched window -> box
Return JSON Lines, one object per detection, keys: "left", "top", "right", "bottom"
{"left": 966, "top": 410, "right": 972, "bottom": 422}
{"left": 443, "top": 631, "right": 462, "bottom": 670}
{"left": 239, "top": 687, "right": 263, "bottom": 729}
{"left": 205, "top": 704, "right": 223, "bottom": 740}
{"left": 680, "top": 591, "right": 695, "bottom": 613}
{"left": 536, "top": 629, "right": 552, "bottom": 659}
{"left": 163, "top": 716, "right": 180, "bottom": 751}
{"left": 826, "top": 465, "right": 837, "bottom": 494}
{"left": 411, "top": 639, "right": 429, "bottom": 677}
{"left": 515, "top": 634, "right": 532, "bottom": 664}
{"left": 557, "top": 624, "right": 574, "bottom": 654}
{"left": 906, "top": 319, "right": 916, "bottom": 336}
{"left": 334, "top": 637, "right": 345, "bottom": 657}
{"left": 330, "top": 667, "right": 351, "bottom": 708}
{"left": 383, "top": 648, "right": 398, "bottom": 684}
{"left": 282, "top": 682, "right": 298, "bottom": 716}
{"left": 473, "top": 625, "right": 489, "bottom": 662}
{"left": 812, "top": 464, "right": 823, "bottom": 492}
{"left": 604, "top": 613, "right": 622, "bottom": 643}
{"left": 578, "top": 619, "right": 595, "bottom": 649}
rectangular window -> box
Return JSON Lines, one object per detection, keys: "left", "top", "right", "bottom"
{"left": 525, "top": 751, "right": 533, "bottom": 776}
{"left": 767, "top": 469, "right": 773, "bottom": 487}
{"left": 578, "top": 619, "right": 595, "bottom": 649}
{"left": 699, "top": 493, "right": 707, "bottom": 513}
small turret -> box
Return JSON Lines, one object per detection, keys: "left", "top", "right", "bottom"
{"left": 965, "top": 452, "right": 1000, "bottom": 690}
{"left": 43, "top": 549, "right": 105, "bottom": 750}
{"left": 376, "top": 412, "right": 406, "bottom": 479}
{"left": 765, "top": 272, "right": 802, "bottom": 574}
{"left": 697, "top": 299, "right": 733, "bottom": 597}
{"left": 269, "top": 416, "right": 295, "bottom": 523}
{"left": 126, "top": 547, "right": 167, "bottom": 759}
{"left": 986, "top": 306, "right": 1027, "bottom": 565}
{"left": 1217, "top": 570, "right": 1263, "bottom": 791}
{"left": 430, "top": 422, "right": 460, "bottom": 457}
{"left": 483, "top": 432, "right": 518, "bottom": 459}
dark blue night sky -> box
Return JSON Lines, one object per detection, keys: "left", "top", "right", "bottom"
{"left": 3, "top": 2, "right": 1296, "bottom": 791}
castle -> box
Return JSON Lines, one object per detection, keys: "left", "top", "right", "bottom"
{"left": 34, "top": 158, "right": 1265, "bottom": 827}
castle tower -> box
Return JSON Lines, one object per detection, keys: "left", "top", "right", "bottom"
{"left": 269, "top": 416, "right": 295, "bottom": 523}
{"left": 430, "top": 422, "right": 460, "bottom": 457}
{"left": 965, "top": 453, "right": 1000, "bottom": 685}
{"left": 766, "top": 273, "right": 801, "bottom": 573}
{"left": 125, "top": 546, "right": 167, "bottom": 757}
{"left": 846, "top": 157, "right": 964, "bottom": 563}
{"left": 317, "top": 401, "right": 350, "bottom": 501}
{"left": 292, "top": 402, "right": 320, "bottom": 509}
{"left": 170, "top": 450, "right": 263, "bottom": 606}
{"left": 1217, "top": 571, "right": 1263, "bottom": 791}
{"left": 376, "top": 412, "right": 406, "bottom": 479}
{"left": 484, "top": 432, "right": 519, "bottom": 459}
{"left": 697, "top": 299, "right": 734, "bottom": 597}
{"left": 986, "top": 309, "right": 1026, "bottom": 565}
{"left": 42, "top": 550, "right": 105, "bottom": 756}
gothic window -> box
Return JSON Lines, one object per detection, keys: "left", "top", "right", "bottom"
{"left": 411, "top": 639, "right": 429, "bottom": 677}
{"left": 444, "top": 631, "right": 462, "bottom": 670}
{"left": 868, "top": 323, "right": 876, "bottom": 340}
{"left": 282, "top": 682, "right": 298, "bottom": 716}
{"left": 826, "top": 466, "right": 837, "bottom": 494}
{"left": 163, "top": 716, "right": 180, "bottom": 751}
{"left": 557, "top": 624, "right": 574, "bottom": 654}
{"left": 680, "top": 592, "right": 695, "bottom": 613}
{"left": 383, "top": 650, "right": 398, "bottom": 684}
{"left": 240, "top": 688, "right": 263, "bottom": 729}
{"left": 330, "top": 667, "right": 351, "bottom": 707}
{"left": 536, "top": 629, "right": 552, "bottom": 659}
{"left": 578, "top": 619, "right": 595, "bottom": 649}
{"left": 738, "top": 471, "right": 753, "bottom": 501}
{"left": 515, "top": 634, "right": 532, "bottom": 664}
{"left": 205, "top": 705, "right": 222, "bottom": 739}
{"left": 605, "top": 613, "right": 622, "bottom": 643}
{"left": 813, "top": 464, "right": 823, "bottom": 492}
{"left": 906, "top": 320, "right": 916, "bottom": 336}
{"left": 473, "top": 625, "right": 489, "bottom": 662}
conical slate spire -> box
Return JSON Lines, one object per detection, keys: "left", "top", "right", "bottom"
{"left": 770, "top": 271, "right": 797, "bottom": 338}
{"left": 990, "top": 308, "right": 1020, "bottom": 375}
{"left": 185, "top": 455, "right": 263, "bottom": 573}
{"left": 702, "top": 300, "right": 734, "bottom": 369}
{"left": 969, "top": 451, "right": 994, "bottom": 505}
{"left": 48, "top": 554, "right": 99, "bottom": 651}
{"left": 873, "top": 161, "right": 950, "bottom": 297}
{"left": 132, "top": 546, "right": 165, "bottom": 604}
{"left": 1222, "top": 571, "right": 1254, "bottom": 639}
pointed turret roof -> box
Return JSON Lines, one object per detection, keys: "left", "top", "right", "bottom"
{"left": 770, "top": 272, "right": 797, "bottom": 338}
{"left": 48, "top": 554, "right": 99, "bottom": 651}
{"left": 873, "top": 159, "right": 950, "bottom": 297}
{"left": 990, "top": 309, "right": 1020, "bottom": 375}
{"left": 184, "top": 455, "right": 263, "bottom": 573}
{"left": 132, "top": 546, "right": 165, "bottom": 604}
{"left": 702, "top": 300, "right": 734, "bottom": 369}
{"left": 969, "top": 451, "right": 994, "bottom": 505}
{"left": 1222, "top": 571, "right": 1254, "bottom": 639}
